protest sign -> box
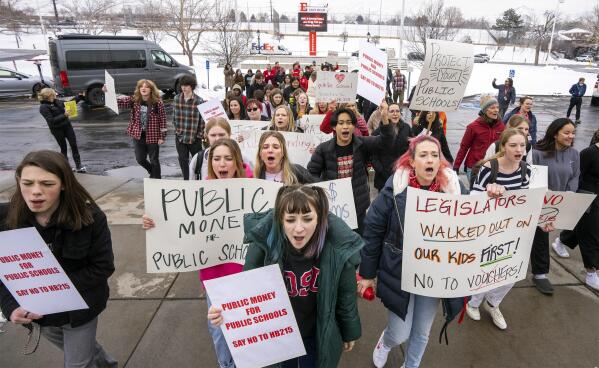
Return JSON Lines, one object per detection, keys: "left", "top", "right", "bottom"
{"left": 357, "top": 42, "right": 387, "bottom": 105}
{"left": 204, "top": 264, "right": 305, "bottom": 368}
{"left": 104, "top": 70, "right": 119, "bottom": 114}
{"left": 315, "top": 71, "right": 358, "bottom": 103}
{"left": 409, "top": 39, "right": 474, "bottom": 112}
{"left": 538, "top": 191, "right": 597, "bottom": 230}
{"left": 144, "top": 178, "right": 280, "bottom": 273}
{"left": 402, "top": 187, "right": 545, "bottom": 298}
{"left": 313, "top": 178, "right": 358, "bottom": 229}
{"left": 198, "top": 99, "right": 229, "bottom": 123}
{"left": 229, "top": 120, "right": 269, "bottom": 136}
{"left": 64, "top": 100, "right": 78, "bottom": 118}
{"left": 307, "top": 78, "right": 316, "bottom": 106}
{"left": 0, "top": 228, "right": 88, "bottom": 315}
{"left": 297, "top": 115, "right": 326, "bottom": 136}
{"left": 529, "top": 165, "right": 548, "bottom": 188}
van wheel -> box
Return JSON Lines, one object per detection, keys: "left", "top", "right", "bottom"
{"left": 174, "top": 80, "right": 181, "bottom": 94}
{"left": 87, "top": 86, "right": 105, "bottom": 107}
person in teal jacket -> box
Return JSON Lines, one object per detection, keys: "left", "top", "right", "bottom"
{"left": 209, "top": 185, "right": 362, "bottom": 368}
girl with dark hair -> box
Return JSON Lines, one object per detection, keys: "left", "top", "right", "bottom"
{"left": 284, "top": 77, "right": 301, "bottom": 104}
{"left": 0, "top": 150, "right": 116, "bottom": 367}
{"left": 503, "top": 96, "right": 538, "bottom": 143}
{"left": 245, "top": 99, "right": 270, "bottom": 121}
{"left": 209, "top": 185, "right": 363, "bottom": 367}
{"left": 412, "top": 111, "right": 453, "bottom": 162}
{"left": 492, "top": 77, "right": 516, "bottom": 119}
{"left": 227, "top": 96, "right": 248, "bottom": 120}
{"left": 531, "top": 118, "right": 579, "bottom": 294}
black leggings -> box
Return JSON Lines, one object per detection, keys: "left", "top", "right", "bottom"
{"left": 50, "top": 124, "right": 81, "bottom": 169}
{"left": 560, "top": 205, "right": 599, "bottom": 270}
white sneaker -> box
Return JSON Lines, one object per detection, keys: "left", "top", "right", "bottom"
{"left": 373, "top": 331, "right": 391, "bottom": 368}
{"left": 465, "top": 303, "right": 480, "bottom": 321}
{"left": 586, "top": 272, "right": 599, "bottom": 291}
{"left": 483, "top": 301, "right": 507, "bottom": 330}
{"left": 551, "top": 238, "right": 570, "bottom": 258}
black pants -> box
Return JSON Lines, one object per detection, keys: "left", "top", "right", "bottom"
{"left": 531, "top": 227, "right": 550, "bottom": 275}
{"left": 281, "top": 336, "right": 316, "bottom": 368}
{"left": 50, "top": 124, "right": 81, "bottom": 169}
{"left": 563, "top": 204, "right": 599, "bottom": 270}
{"left": 175, "top": 138, "right": 203, "bottom": 180}
{"left": 134, "top": 132, "right": 161, "bottom": 179}
{"left": 567, "top": 97, "right": 582, "bottom": 120}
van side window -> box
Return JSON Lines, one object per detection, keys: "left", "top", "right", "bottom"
{"left": 110, "top": 50, "right": 147, "bottom": 69}
{"left": 66, "top": 50, "right": 111, "bottom": 70}
{"left": 152, "top": 50, "right": 175, "bottom": 67}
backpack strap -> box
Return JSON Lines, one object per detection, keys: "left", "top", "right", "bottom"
{"left": 489, "top": 158, "right": 499, "bottom": 184}
{"left": 194, "top": 149, "right": 205, "bottom": 180}
{"left": 519, "top": 160, "right": 527, "bottom": 186}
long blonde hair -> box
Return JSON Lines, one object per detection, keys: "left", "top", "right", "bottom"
{"left": 133, "top": 79, "right": 161, "bottom": 105}
{"left": 207, "top": 138, "right": 246, "bottom": 179}
{"left": 269, "top": 105, "right": 297, "bottom": 132}
{"left": 254, "top": 131, "right": 298, "bottom": 185}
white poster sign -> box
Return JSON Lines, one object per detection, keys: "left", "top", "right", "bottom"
{"left": 229, "top": 120, "right": 270, "bottom": 136}
{"left": 104, "top": 70, "right": 119, "bottom": 115}
{"left": 409, "top": 39, "right": 474, "bottom": 111}
{"left": 144, "top": 178, "right": 280, "bottom": 273}
{"left": 539, "top": 191, "right": 597, "bottom": 230}
{"left": 313, "top": 178, "right": 358, "bottom": 229}
{"left": 307, "top": 78, "right": 316, "bottom": 106}
{"left": 198, "top": 99, "right": 229, "bottom": 123}
{"left": 315, "top": 71, "right": 358, "bottom": 103}
{"left": 529, "top": 165, "right": 548, "bottom": 188}
{"left": 204, "top": 264, "right": 305, "bottom": 368}
{"left": 357, "top": 42, "right": 388, "bottom": 106}
{"left": 297, "top": 115, "right": 327, "bottom": 136}
{"left": 402, "top": 187, "right": 545, "bottom": 298}
{"left": 0, "top": 228, "right": 88, "bottom": 315}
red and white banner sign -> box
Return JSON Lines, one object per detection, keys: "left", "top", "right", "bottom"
{"left": 309, "top": 31, "right": 317, "bottom": 56}
{"left": 357, "top": 42, "right": 388, "bottom": 106}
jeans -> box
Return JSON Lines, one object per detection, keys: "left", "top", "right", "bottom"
{"left": 382, "top": 295, "right": 438, "bottom": 368}
{"left": 281, "top": 336, "right": 317, "bottom": 368}
{"left": 469, "top": 283, "right": 513, "bottom": 308}
{"left": 567, "top": 96, "right": 582, "bottom": 120}
{"left": 50, "top": 124, "right": 81, "bottom": 169}
{"left": 175, "top": 138, "right": 203, "bottom": 180}
{"left": 531, "top": 227, "right": 550, "bottom": 275}
{"left": 40, "top": 317, "right": 117, "bottom": 368}
{"left": 134, "top": 132, "right": 161, "bottom": 179}
{"left": 206, "top": 297, "right": 236, "bottom": 368}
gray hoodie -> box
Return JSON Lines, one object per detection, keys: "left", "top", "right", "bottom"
{"left": 532, "top": 147, "right": 580, "bottom": 191}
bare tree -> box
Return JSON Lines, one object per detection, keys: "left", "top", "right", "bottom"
{"left": 527, "top": 11, "right": 555, "bottom": 65}
{"left": 339, "top": 30, "right": 349, "bottom": 51}
{"left": 584, "top": 2, "right": 599, "bottom": 44}
{"left": 104, "top": 14, "right": 123, "bottom": 36}
{"left": 0, "top": 0, "right": 35, "bottom": 47}
{"left": 135, "top": 0, "right": 168, "bottom": 43}
{"left": 165, "top": 0, "right": 213, "bottom": 66}
{"left": 409, "top": 0, "right": 464, "bottom": 54}
{"left": 62, "top": 0, "right": 117, "bottom": 35}
{"left": 205, "top": 4, "right": 252, "bottom": 67}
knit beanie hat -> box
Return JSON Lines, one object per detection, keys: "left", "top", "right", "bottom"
{"left": 480, "top": 95, "right": 498, "bottom": 114}
{"left": 232, "top": 84, "right": 242, "bottom": 91}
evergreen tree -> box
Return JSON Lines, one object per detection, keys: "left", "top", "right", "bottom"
{"left": 493, "top": 8, "right": 525, "bottom": 42}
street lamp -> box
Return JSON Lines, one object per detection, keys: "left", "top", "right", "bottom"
{"left": 546, "top": 0, "right": 565, "bottom": 65}
{"left": 367, "top": 32, "right": 371, "bottom": 43}
{"left": 257, "top": 29, "right": 261, "bottom": 55}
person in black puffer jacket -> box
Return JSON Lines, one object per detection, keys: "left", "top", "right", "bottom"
{"left": 411, "top": 111, "right": 454, "bottom": 163}
{"left": 38, "top": 88, "right": 86, "bottom": 172}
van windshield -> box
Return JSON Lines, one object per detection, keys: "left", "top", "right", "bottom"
{"left": 152, "top": 50, "right": 175, "bottom": 67}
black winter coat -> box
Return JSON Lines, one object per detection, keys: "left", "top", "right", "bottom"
{"left": 372, "top": 122, "right": 412, "bottom": 190}
{"left": 411, "top": 120, "right": 454, "bottom": 163}
{"left": 0, "top": 203, "right": 115, "bottom": 328}
{"left": 39, "top": 100, "right": 71, "bottom": 129}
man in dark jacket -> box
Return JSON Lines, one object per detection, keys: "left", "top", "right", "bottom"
{"left": 492, "top": 77, "right": 516, "bottom": 119}
{"left": 567, "top": 77, "right": 586, "bottom": 124}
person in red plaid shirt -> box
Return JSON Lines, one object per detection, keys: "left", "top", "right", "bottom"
{"left": 392, "top": 69, "right": 406, "bottom": 106}
{"left": 105, "top": 79, "right": 167, "bottom": 179}
{"left": 173, "top": 75, "right": 205, "bottom": 180}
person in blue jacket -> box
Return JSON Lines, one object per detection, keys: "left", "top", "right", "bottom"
{"left": 358, "top": 135, "right": 467, "bottom": 368}
{"left": 567, "top": 77, "right": 587, "bottom": 124}
{"left": 492, "top": 77, "right": 516, "bottom": 119}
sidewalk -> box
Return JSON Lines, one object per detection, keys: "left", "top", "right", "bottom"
{"left": 0, "top": 173, "right": 598, "bottom": 367}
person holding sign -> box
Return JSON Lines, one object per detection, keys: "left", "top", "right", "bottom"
{"left": 254, "top": 131, "right": 316, "bottom": 185}
{"left": 531, "top": 118, "right": 579, "bottom": 294}
{"left": 467, "top": 129, "right": 533, "bottom": 330}
{"left": 358, "top": 135, "right": 466, "bottom": 368}
{"left": 0, "top": 151, "right": 116, "bottom": 367}
{"left": 265, "top": 105, "right": 304, "bottom": 133}
{"left": 209, "top": 185, "right": 363, "bottom": 367}
{"left": 411, "top": 111, "right": 453, "bottom": 164}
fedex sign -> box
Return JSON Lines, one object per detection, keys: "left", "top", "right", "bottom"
{"left": 251, "top": 43, "right": 275, "bottom": 52}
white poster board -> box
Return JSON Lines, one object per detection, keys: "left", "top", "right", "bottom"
{"left": 529, "top": 165, "right": 548, "bottom": 188}
{"left": 307, "top": 78, "right": 316, "bottom": 106}
{"left": 144, "top": 178, "right": 280, "bottom": 273}
{"left": 198, "top": 99, "right": 229, "bottom": 122}
{"left": 315, "top": 71, "right": 358, "bottom": 103}
{"left": 313, "top": 178, "right": 358, "bottom": 229}
{"left": 297, "top": 115, "right": 327, "bottom": 136}
{"left": 402, "top": 187, "right": 545, "bottom": 297}
{"left": 104, "top": 70, "right": 119, "bottom": 115}
{"left": 357, "top": 42, "right": 388, "bottom": 105}
{"left": 409, "top": 39, "right": 474, "bottom": 111}
{"left": 204, "top": 264, "right": 305, "bottom": 368}
{"left": 229, "top": 120, "right": 270, "bottom": 136}
{"left": 0, "top": 228, "right": 88, "bottom": 315}
{"left": 539, "top": 191, "right": 597, "bottom": 230}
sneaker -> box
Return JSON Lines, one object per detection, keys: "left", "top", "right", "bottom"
{"left": 373, "top": 331, "right": 391, "bottom": 368}
{"left": 483, "top": 301, "right": 507, "bottom": 330}
{"left": 533, "top": 277, "right": 554, "bottom": 295}
{"left": 465, "top": 303, "right": 480, "bottom": 321}
{"left": 551, "top": 238, "right": 570, "bottom": 258}
{"left": 575, "top": 120, "right": 581, "bottom": 124}
{"left": 586, "top": 272, "right": 599, "bottom": 291}
{"left": 75, "top": 166, "right": 87, "bottom": 173}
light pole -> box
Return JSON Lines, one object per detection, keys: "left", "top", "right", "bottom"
{"left": 257, "top": 29, "right": 261, "bottom": 55}
{"left": 367, "top": 32, "right": 371, "bottom": 43}
{"left": 546, "top": 0, "right": 565, "bottom": 65}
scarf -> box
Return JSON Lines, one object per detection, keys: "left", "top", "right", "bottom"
{"left": 408, "top": 169, "right": 441, "bottom": 192}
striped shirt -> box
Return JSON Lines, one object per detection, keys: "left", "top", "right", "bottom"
{"left": 472, "top": 163, "right": 531, "bottom": 192}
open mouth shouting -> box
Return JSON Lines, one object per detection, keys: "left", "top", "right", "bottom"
{"left": 29, "top": 199, "right": 45, "bottom": 209}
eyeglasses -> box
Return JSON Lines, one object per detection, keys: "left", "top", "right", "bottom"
{"left": 247, "top": 107, "right": 259, "bottom": 112}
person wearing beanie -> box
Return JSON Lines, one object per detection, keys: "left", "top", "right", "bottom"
{"left": 231, "top": 84, "right": 247, "bottom": 106}
{"left": 453, "top": 95, "right": 505, "bottom": 179}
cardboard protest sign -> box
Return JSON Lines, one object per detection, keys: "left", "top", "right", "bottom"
{"left": 0, "top": 228, "right": 88, "bottom": 315}
{"left": 409, "top": 39, "right": 474, "bottom": 112}
{"left": 104, "top": 70, "right": 119, "bottom": 114}
{"left": 64, "top": 100, "right": 78, "bottom": 118}
{"left": 144, "top": 178, "right": 280, "bottom": 273}
{"left": 529, "top": 165, "right": 548, "bottom": 188}
{"left": 229, "top": 119, "right": 269, "bottom": 136}
{"left": 315, "top": 71, "right": 358, "bottom": 103}
{"left": 313, "top": 178, "right": 358, "bottom": 229}
{"left": 204, "top": 264, "right": 305, "bottom": 368}
{"left": 198, "top": 99, "right": 229, "bottom": 123}
{"left": 538, "top": 191, "right": 597, "bottom": 230}
{"left": 402, "top": 187, "right": 545, "bottom": 298}
{"left": 357, "top": 42, "right": 387, "bottom": 106}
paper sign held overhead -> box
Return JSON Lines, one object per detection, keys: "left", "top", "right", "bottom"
{"left": 357, "top": 42, "right": 387, "bottom": 106}
{"left": 104, "top": 70, "right": 119, "bottom": 115}
{"left": 315, "top": 71, "right": 358, "bottom": 103}
{"left": 198, "top": 99, "right": 229, "bottom": 123}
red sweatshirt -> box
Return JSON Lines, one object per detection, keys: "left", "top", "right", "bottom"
{"left": 453, "top": 116, "right": 505, "bottom": 170}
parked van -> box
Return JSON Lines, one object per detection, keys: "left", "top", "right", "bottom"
{"left": 48, "top": 34, "right": 195, "bottom": 106}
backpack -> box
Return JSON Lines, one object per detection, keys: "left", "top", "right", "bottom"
{"left": 469, "top": 158, "right": 527, "bottom": 190}
{"left": 193, "top": 149, "right": 206, "bottom": 180}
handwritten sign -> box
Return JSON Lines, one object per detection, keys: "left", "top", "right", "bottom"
{"left": 538, "top": 191, "right": 597, "bottom": 230}
{"left": 409, "top": 39, "right": 473, "bottom": 111}
{"left": 198, "top": 99, "right": 229, "bottom": 122}
{"left": 402, "top": 187, "right": 545, "bottom": 298}
{"left": 229, "top": 119, "right": 269, "bottom": 136}
{"left": 204, "top": 264, "right": 305, "bottom": 368}
{"left": 0, "top": 228, "right": 88, "bottom": 315}
{"left": 357, "top": 42, "right": 387, "bottom": 106}
{"left": 529, "top": 165, "right": 548, "bottom": 188}
{"left": 297, "top": 115, "right": 327, "bottom": 136}
{"left": 64, "top": 100, "right": 78, "bottom": 118}
{"left": 315, "top": 71, "right": 358, "bottom": 103}
{"left": 104, "top": 70, "right": 119, "bottom": 114}
{"left": 307, "top": 78, "right": 316, "bottom": 106}
{"left": 144, "top": 178, "right": 280, "bottom": 273}
{"left": 313, "top": 178, "right": 357, "bottom": 229}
